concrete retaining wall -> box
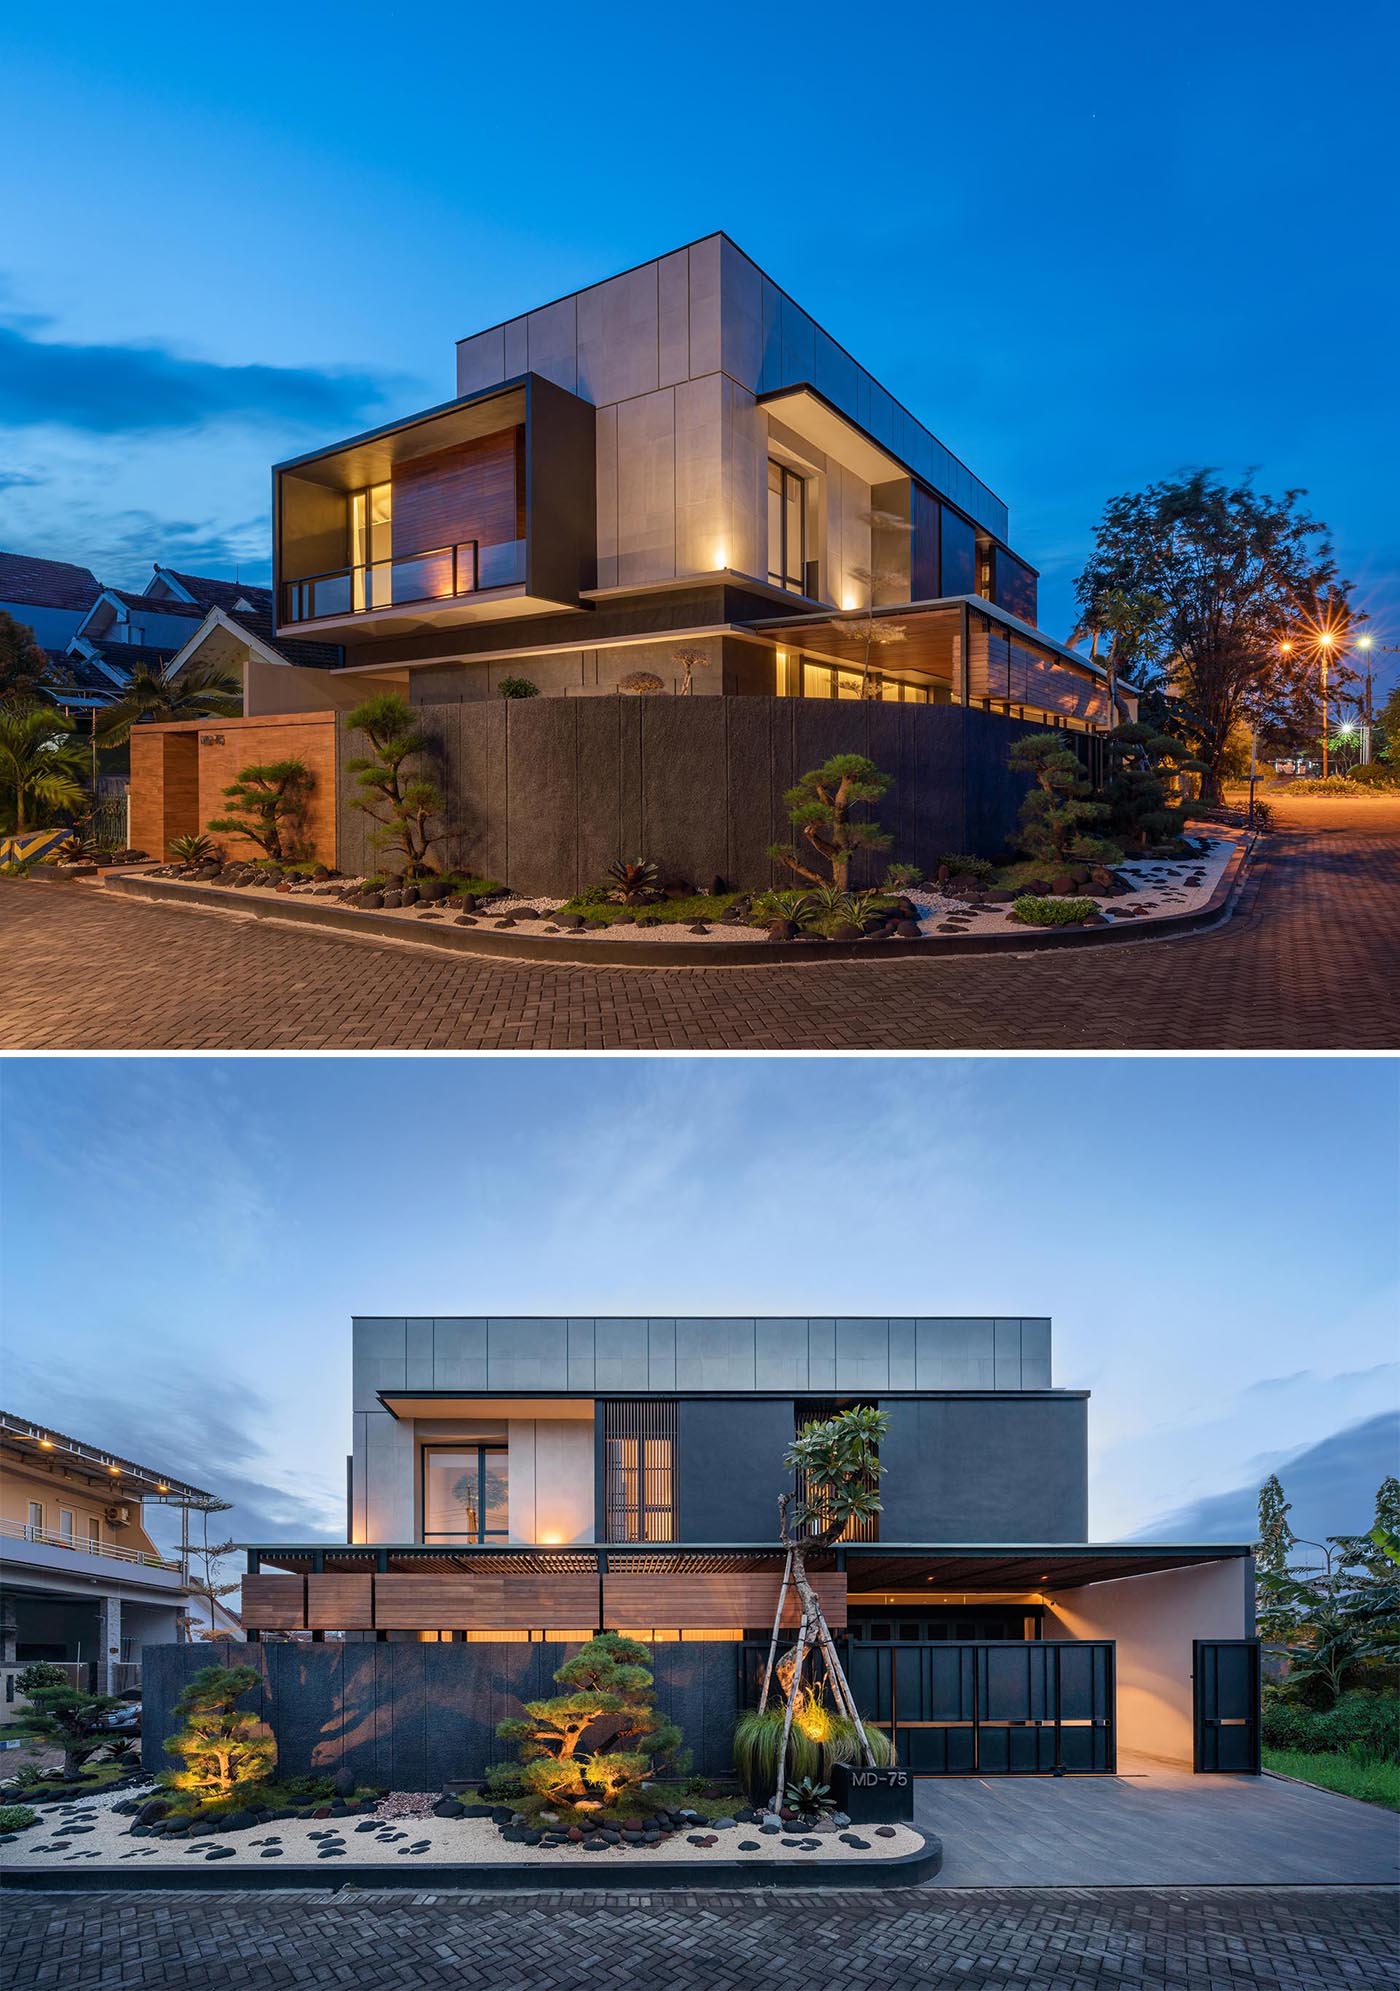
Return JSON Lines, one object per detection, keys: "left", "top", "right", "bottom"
{"left": 335, "top": 694, "right": 1052, "bottom": 895}
{"left": 141, "top": 1639, "right": 740, "bottom": 1789}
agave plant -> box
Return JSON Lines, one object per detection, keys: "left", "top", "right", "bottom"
{"left": 105, "top": 1738, "right": 139, "bottom": 1766}
{"left": 606, "top": 857, "right": 660, "bottom": 904}
{"left": 168, "top": 832, "right": 219, "bottom": 867}
{"left": 54, "top": 833, "right": 96, "bottom": 864}
{"left": 749, "top": 889, "right": 815, "bottom": 928}
{"left": 784, "top": 1775, "right": 836, "bottom": 1821}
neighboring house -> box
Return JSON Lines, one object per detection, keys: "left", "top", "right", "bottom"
{"left": 234, "top": 1316, "right": 1257, "bottom": 1776}
{"left": 0, "top": 552, "right": 102, "bottom": 653}
{"left": 0, "top": 1411, "right": 216, "bottom": 1699}
{"left": 271, "top": 233, "right": 1126, "bottom": 729}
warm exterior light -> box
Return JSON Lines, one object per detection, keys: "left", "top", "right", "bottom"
{"left": 842, "top": 593, "right": 858, "bottom": 612}
{"left": 1278, "top": 640, "right": 1294, "bottom": 654}
{"left": 38, "top": 1438, "right": 54, "bottom": 1450}
{"left": 108, "top": 1463, "right": 120, "bottom": 1474}
{"left": 157, "top": 1483, "right": 169, "bottom": 1493}
{"left": 1317, "top": 629, "right": 1336, "bottom": 647}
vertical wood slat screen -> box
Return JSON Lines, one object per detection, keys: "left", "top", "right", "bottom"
{"left": 603, "top": 1400, "right": 676, "bottom": 1542}
{"left": 794, "top": 1401, "right": 879, "bottom": 1543}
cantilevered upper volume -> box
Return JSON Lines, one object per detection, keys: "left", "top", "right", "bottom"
{"left": 271, "top": 235, "right": 1119, "bottom": 728}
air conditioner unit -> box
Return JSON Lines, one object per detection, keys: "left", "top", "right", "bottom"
{"left": 104, "top": 1505, "right": 130, "bottom": 1526}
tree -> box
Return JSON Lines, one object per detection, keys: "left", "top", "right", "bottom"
{"left": 754, "top": 1406, "right": 890, "bottom": 1811}
{"left": 1009, "top": 732, "right": 1117, "bottom": 867}
{"left": 179, "top": 1501, "right": 240, "bottom": 1641}
{"left": 206, "top": 759, "right": 313, "bottom": 865}
{"left": 1073, "top": 470, "right": 1357, "bottom": 801}
{"left": 672, "top": 646, "right": 710, "bottom": 696}
{"left": 1099, "top": 723, "right": 1206, "bottom": 851}
{"left": 0, "top": 704, "right": 88, "bottom": 831}
{"left": 769, "top": 753, "right": 892, "bottom": 890}
{"left": 488, "top": 1633, "right": 684, "bottom": 1810}
{"left": 1256, "top": 1473, "right": 1297, "bottom": 1580}
{"left": 1376, "top": 683, "right": 1400, "bottom": 768}
{"left": 24, "top": 1685, "right": 122, "bottom": 1777}
{"left": 1069, "top": 585, "right": 1164, "bottom": 727}
{"left": 96, "top": 661, "right": 241, "bottom": 747}
{"left": 344, "top": 693, "right": 443, "bottom": 880}
{"left": 0, "top": 612, "right": 54, "bottom": 707}
{"left": 163, "top": 1665, "right": 275, "bottom": 1796}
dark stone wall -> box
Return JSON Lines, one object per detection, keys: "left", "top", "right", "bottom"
{"left": 878, "top": 1397, "right": 1090, "bottom": 1543}
{"left": 141, "top": 1639, "right": 739, "bottom": 1789}
{"left": 676, "top": 1400, "right": 794, "bottom": 1542}
{"left": 336, "top": 694, "right": 1047, "bottom": 894}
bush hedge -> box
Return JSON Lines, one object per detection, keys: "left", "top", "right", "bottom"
{"left": 1261, "top": 1690, "right": 1400, "bottom": 1762}
{"left": 1012, "top": 894, "right": 1097, "bottom": 927}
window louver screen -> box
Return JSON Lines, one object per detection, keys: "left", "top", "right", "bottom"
{"left": 603, "top": 1401, "right": 676, "bottom": 1542}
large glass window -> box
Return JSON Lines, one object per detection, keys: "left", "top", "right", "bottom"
{"left": 768, "top": 460, "right": 809, "bottom": 594}
{"left": 422, "top": 1444, "right": 509, "bottom": 1542}
{"left": 349, "top": 484, "right": 393, "bottom": 611}
{"left": 603, "top": 1401, "right": 675, "bottom": 1542}
{"left": 940, "top": 508, "right": 977, "bottom": 597}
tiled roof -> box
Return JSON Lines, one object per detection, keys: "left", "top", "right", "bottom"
{"left": 86, "top": 639, "right": 182, "bottom": 672}
{"left": 45, "top": 650, "right": 122, "bottom": 696}
{"left": 156, "top": 569, "right": 274, "bottom": 616}
{"left": 106, "top": 589, "right": 203, "bottom": 619}
{"left": 0, "top": 551, "right": 102, "bottom": 612}
{"left": 223, "top": 605, "right": 342, "bottom": 671}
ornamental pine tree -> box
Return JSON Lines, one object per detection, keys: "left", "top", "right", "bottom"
{"left": 163, "top": 1665, "right": 276, "bottom": 1796}
{"left": 489, "top": 1633, "right": 684, "bottom": 1811}
{"left": 344, "top": 693, "right": 443, "bottom": 880}
{"left": 24, "top": 1686, "right": 122, "bottom": 1777}
{"left": 769, "top": 753, "right": 892, "bottom": 890}
{"left": 1009, "top": 733, "right": 1118, "bottom": 868}
{"left": 207, "top": 760, "right": 313, "bottom": 864}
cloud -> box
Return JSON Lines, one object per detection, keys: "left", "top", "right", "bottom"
{"left": 0, "top": 468, "right": 43, "bottom": 492}
{"left": 0, "top": 319, "right": 401, "bottom": 437}
{"left": 1136, "top": 1410, "right": 1399, "bottom": 1546}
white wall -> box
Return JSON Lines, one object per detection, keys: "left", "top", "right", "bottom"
{"left": 507, "top": 1420, "right": 595, "bottom": 1544}
{"left": 1046, "top": 1559, "right": 1253, "bottom": 1767}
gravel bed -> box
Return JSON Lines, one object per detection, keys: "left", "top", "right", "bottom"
{"left": 1, "top": 1799, "right": 922, "bottom": 1873}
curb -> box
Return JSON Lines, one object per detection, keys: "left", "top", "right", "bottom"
{"left": 99, "top": 841, "right": 1254, "bottom": 970}
{"left": 0, "top": 1828, "right": 942, "bottom": 1893}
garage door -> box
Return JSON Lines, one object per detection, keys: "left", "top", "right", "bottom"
{"left": 847, "top": 1637, "right": 1116, "bottom": 1774}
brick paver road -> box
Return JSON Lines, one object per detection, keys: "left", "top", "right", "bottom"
{"left": 2, "top": 797, "right": 1396, "bottom": 1049}
{"left": 4, "top": 1885, "right": 1396, "bottom": 1990}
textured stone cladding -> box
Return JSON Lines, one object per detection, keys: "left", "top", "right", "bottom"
{"left": 130, "top": 712, "right": 339, "bottom": 864}
{"left": 336, "top": 695, "right": 1045, "bottom": 896}
{"left": 141, "top": 1638, "right": 739, "bottom": 1789}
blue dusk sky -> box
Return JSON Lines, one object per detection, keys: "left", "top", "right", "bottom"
{"left": 2, "top": 0, "right": 1398, "bottom": 686}
{"left": 1, "top": 1056, "right": 1395, "bottom": 1560}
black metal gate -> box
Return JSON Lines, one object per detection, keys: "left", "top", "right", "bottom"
{"left": 1193, "top": 1638, "right": 1261, "bottom": 1772}
{"left": 847, "top": 1637, "right": 1115, "bottom": 1774}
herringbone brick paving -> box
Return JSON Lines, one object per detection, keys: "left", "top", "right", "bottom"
{"left": 2, "top": 1885, "right": 1395, "bottom": 1989}
{"left": 2, "top": 799, "right": 1396, "bottom": 1049}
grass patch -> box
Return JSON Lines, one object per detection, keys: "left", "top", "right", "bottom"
{"left": 1264, "top": 1747, "right": 1400, "bottom": 1811}
{"left": 0, "top": 1804, "right": 38, "bottom": 1832}
{"left": 557, "top": 892, "right": 740, "bottom": 927}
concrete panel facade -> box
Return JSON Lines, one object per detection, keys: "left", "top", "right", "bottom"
{"left": 141, "top": 1637, "right": 739, "bottom": 1786}
{"left": 878, "top": 1396, "right": 1089, "bottom": 1543}
{"left": 1046, "top": 1560, "right": 1255, "bottom": 1766}
{"left": 333, "top": 695, "right": 1042, "bottom": 893}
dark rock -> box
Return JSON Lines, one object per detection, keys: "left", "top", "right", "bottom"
{"left": 893, "top": 919, "right": 922, "bottom": 938}
{"left": 712, "top": 1817, "right": 736, "bottom": 1830}
{"left": 759, "top": 1823, "right": 782, "bottom": 1836}
{"left": 948, "top": 873, "right": 983, "bottom": 896}
{"left": 456, "top": 894, "right": 476, "bottom": 913}
{"left": 1050, "top": 874, "right": 1077, "bottom": 895}
{"left": 687, "top": 922, "right": 710, "bottom": 934}
{"left": 583, "top": 1836, "right": 608, "bottom": 1851}
{"left": 828, "top": 922, "right": 863, "bottom": 941}
{"left": 799, "top": 1838, "right": 821, "bottom": 1851}
{"left": 188, "top": 1820, "right": 215, "bottom": 1837}
{"left": 1082, "top": 913, "right": 1108, "bottom": 927}
{"left": 205, "top": 1847, "right": 236, "bottom": 1860}
{"left": 840, "top": 1834, "right": 872, "bottom": 1849}
{"left": 359, "top": 892, "right": 384, "bottom": 910}
{"left": 380, "top": 891, "right": 402, "bottom": 908}
{"left": 136, "top": 1798, "right": 169, "bottom": 1826}
{"left": 781, "top": 1837, "right": 804, "bottom": 1848}
{"left": 461, "top": 1803, "right": 495, "bottom": 1819}
{"left": 875, "top": 1826, "right": 898, "bottom": 1838}
{"left": 432, "top": 1798, "right": 464, "bottom": 1818}
{"left": 260, "top": 1847, "right": 284, "bottom": 1857}
{"left": 222, "top": 1810, "right": 257, "bottom": 1833}
{"left": 767, "top": 919, "right": 798, "bottom": 941}
{"left": 739, "top": 1839, "right": 761, "bottom": 1851}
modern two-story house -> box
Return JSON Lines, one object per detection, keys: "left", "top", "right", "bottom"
{"left": 0, "top": 1412, "right": 222, "bottom": 1702}
{"left": 208, "top": 1316, "right": 1260, "bottom": 1787}
{"left": 130, "top": 238, "right": 1136, "bottom": 885}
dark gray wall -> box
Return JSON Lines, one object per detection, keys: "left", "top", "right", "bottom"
{"left": 676, "top": 1400, "right": 794, "bottom": 1541}
{"left": 878, "top": 1397, "right": 1089, "bottom": 1542}
{"left": 141, "top": 1639, "right": 739, "bottom": 1789}
{"left": 335, "top": 694, "right": 1050, "bottom": 893}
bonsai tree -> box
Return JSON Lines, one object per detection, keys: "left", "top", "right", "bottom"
{"left": 488, "top": 1633, "right": 684, "bottom": 1812}
{"left": 672, "top": 646, "right": 710, "bottom": 696}
{"left": 748, "top": 1406, "right": 891, "bottom": 1812}
{"left": 0, "top": 704, "right": 88, "bottom": 831}
{"left": 24, "top": 1685, "right": 122, "bottom": 1777}
{"left": 1009, "top": 732, "right": 1118, "bottom": 868}
{"left": 769, "top": 753, "right": 892, "bottom": 890}
{"left": 344, "top": 693, "right": 443, "bottom": 880}
{"left": 206, "top": 759, "right": 313, "bottom": 865}
{"left": 163, "top": 1664, "right": 275, "bottom": 1797}
{"left": 1099, "top": 724, "right": 1206, "bottom": 851}
{"left": 617, "top": 671, "right": 665, "bottom": 695}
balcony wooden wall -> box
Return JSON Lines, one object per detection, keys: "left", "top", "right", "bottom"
{"left": 392, "top": 429, "right": 523, "bottom": 566}
{"left": 241, "top": 1568, "right": 846, "bottom": 1634}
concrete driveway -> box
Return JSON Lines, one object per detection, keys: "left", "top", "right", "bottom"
{"left": 918, "top": 1756, "right": 1400, "bottom": 1885}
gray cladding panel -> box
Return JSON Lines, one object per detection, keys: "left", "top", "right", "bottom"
{"left": 754, "top": 1319, "right": 811, "bottom": 1391}
{"left": 835, "top": 1318, "right": 891, "bottom": 1392}
{"left": 674, "top": 1318, "right": 756, "bottom": 1391}
{"left": 486, "top": 1319, "right": 570, "bottom": 1389}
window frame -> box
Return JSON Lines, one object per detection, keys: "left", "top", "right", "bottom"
{"left": 767, "top": 459, "right": 810, "bottom": 595}
{"left": 420, "top": 1441, "right": 510, "bottom": 1544}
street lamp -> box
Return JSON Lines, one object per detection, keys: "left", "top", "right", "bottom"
{"left": 1316, "top": 629, "right": 1337, "bottom": 778}
{"left": 1356, "top": 636, "right": 1375, "bottom": 763}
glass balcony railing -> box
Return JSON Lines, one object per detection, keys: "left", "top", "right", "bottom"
{"left": 282, "top": 537, "right": 526, "bottom": 623}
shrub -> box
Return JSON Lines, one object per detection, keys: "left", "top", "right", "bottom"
{"left": 0, "top": 1805, "right": 37, "bottom": 1833}
{"left": 22, "top": 1685, "right": 122, "bottom": 1776}
{"left": 498, "top": 676, "right": 539, "bottom": 699}
{"left": 938, "top": 853, "right": 995, "bottom": 882}
{"left": 16, "top": 1662, "right": 67, "bottom": 1696}
{"left": 769, "top": 753, "right": 892, "bottom": 890}
{"left": 1010, "top": 733, "right": 1118, "bottom": 866}
{"left": 1264, "top": 1691, "right": 1400, "bottom": 1763}
{"left": 168, "top": 831, "right": 219, "bottom": 866}
{"left": 883, "top": 862, "right": 923, "bottom": 890}
{"left": 1283, "top": 775, "right": 1366, "bottom": 796}
{"left": 606, "top": 857, "right": 659, "bottom": 904}
{"left": 749, "top": 888, "right": 814, "bottom": 928}
{"left": 1248, "top": 798, "right": 1274, "bottom": 830}
{"left": 1350, "top": 761, "right": 1399, "bottom": 789}
{"left": 1012, "top": 894, "right": 1097, "bottom": 926}
{"left": 207, "top": 760, "right": 313, "bottom": 865}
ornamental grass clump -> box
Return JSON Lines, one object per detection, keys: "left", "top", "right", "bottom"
{"left": 486, "top": 1633, "right": 686, "bottom": 1818}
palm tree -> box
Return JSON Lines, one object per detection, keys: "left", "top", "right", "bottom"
{"left": 0, "top": 705, "right": 90, "bottom": 831}
{"left": 97, "top": 661, "right": 242, "bottom": 747}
